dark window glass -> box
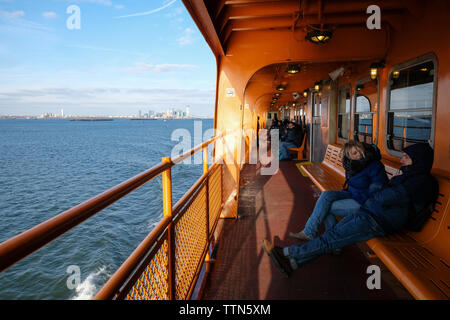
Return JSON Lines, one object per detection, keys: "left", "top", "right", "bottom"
{"left": 354, "top": 79, "right": 378, "bottom": 144}
{"left": 338, "top": 87, "right": 351, "bottom": 140}
{"left": 387, "top": 60, "right": 434, "bottom": 151}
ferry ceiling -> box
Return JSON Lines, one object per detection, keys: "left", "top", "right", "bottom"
{"left": 182, "top": 0, "right": 449, "bottom": 199}
{"left": 182, "top": 0, "right": 431, "bottom": 111}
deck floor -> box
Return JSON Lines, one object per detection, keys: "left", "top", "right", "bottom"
{"left": 203, "top": 161, "right": 412, "bottom": 300}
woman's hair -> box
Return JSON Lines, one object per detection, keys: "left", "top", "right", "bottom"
{"left": 341, "top": 140, "right": 365, "bottom": 159}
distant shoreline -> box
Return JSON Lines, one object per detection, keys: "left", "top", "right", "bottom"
{"left": 70, "top": 118, "right": 114, "bottom": 122}
{"left": 0, "top": 116, "right": 214, "bottom": 120}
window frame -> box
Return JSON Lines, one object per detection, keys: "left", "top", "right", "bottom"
{"left": 353, "top": 75, "right": 380, "bottom": 145}
{"left": 385, "top": 52, "right": 438, "bottom": 157}
{"left": 337, "top": 83, "right": 352, "bottom": 143}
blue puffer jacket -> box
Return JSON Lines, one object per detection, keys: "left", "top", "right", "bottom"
{"left": 362, "top": 143, "right": 437, "bottom": 234}
{"left": 346, "top": 160, "right": 388, "bottom": 205}
{"left": 343, "top": 144, "right": 389, "bottom": 205}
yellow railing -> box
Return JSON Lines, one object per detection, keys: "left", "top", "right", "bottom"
{"left": 0, "top": 134, "right": 226, "bottom": 300}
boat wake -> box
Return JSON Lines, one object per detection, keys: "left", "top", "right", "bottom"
{"left": 71, "top": 266, "right": 111, "bottom": 300}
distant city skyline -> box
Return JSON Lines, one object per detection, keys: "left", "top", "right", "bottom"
{"left": 0, "top": 1, "right": 216, "bottom": 117}
{"left": 0, "top": 103, "right": 209, "bottom": 118}
{"left": 0, "top": 105, "right": 210, "bottom": 119}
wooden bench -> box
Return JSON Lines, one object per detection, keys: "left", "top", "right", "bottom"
{"left": 288, "top": 133, "right": 307, "bottom": 161}
{"left": 301, "top": 144, "right": 450, "bottom": 300}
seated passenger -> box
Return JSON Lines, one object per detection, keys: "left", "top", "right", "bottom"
{"left": 263, "top": 143, "right": 438, "bottom": 277}
{"left": 289, "top": 141, "right": 387, "bottom": 242}
{"left": 270, "top": 119, "right": 278, "bottom": 130}
{"left": 279, "top": 122, "right": 302, "bottom": 160}
{"left": 269, "top": 119, "right": 279, "bottom": 141}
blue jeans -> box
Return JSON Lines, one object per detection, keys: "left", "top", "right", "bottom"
{"left": 303, "top": 190, "right": 361, "bottom": 238}
{"left": 279, "top": 141, "right": 297, "bottom": 160}
{"left": 285, "top": 211, "right": 385, "bottom": 269}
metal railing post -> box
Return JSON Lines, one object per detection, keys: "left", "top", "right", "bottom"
{"left": 202, "top": 146, "right": 212, "bottom": 273}
{"left": 162, "top": 157, "right": 175, "bottom": 300}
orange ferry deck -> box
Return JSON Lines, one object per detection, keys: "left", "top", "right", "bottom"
{"left": 203, "top": 160, "right": 412, "bottom": 300}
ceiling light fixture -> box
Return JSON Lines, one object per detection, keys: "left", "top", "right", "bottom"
{"left": 314, "top": 81, "right": 322, "bottom": 91}
{"left": 369, "top": 60, "right": 385, "bottom": 80}
{"left": 285, "top": 64, "right": 301, "bottom": 74}
{"left": 305, "top": 25, "right": 333, "bottom": 44}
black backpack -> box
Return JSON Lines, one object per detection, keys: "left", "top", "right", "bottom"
{"left": 404, "top": 177, "right": 439, "bottom": 232}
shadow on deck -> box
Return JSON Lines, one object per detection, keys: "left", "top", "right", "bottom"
{"left": 203, "top": 161, "right": 413, "bottom": 300}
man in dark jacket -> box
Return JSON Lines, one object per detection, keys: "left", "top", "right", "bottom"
{"left": 279, "top": 122, "right": 303, "bottom": 160}
{"left": 365, "top": 143, "right": 439, "bottom": 234}
{"left": 263, "top": 143, "right": 438, "bottom": 277}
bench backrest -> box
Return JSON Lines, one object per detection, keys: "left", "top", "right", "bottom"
{"left": 322, "top": 144, "right": 401, "bottom": 180}
{"left": 322, "top": 144, "right": 345, "bottom": 176}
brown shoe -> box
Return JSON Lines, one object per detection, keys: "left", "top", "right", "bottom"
{"left": 262, "top": 239, "right": 293, "bottom": 278}
{"left": 289, "top": 231, "right": 311, "bottom": 241}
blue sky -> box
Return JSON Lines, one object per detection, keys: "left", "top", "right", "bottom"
{"left": 0, "top": 0, "right": 217, "bottom": 116}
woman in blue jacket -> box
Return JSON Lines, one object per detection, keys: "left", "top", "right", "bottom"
{"left": 263, "top": 143, "right": 438, "bottom": 277}
{"left": 290, "top": 140, "right": 388, "bottom": 241}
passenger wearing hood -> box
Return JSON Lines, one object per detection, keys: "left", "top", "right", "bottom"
{"left": 263, "top": 143, "right": 439, "bottom": 276}
{"left": 290, "top": 141, "right": 388, "bottom": 242}
{"left": 363, "top": 143, "right": 439, "bottom": 234}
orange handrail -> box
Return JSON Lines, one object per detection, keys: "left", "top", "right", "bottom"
{"left": 94, "top": 162, "right": 220, "bottom": 300}
{"left": 0, "top": 135, "right": 223, "bottom": 275}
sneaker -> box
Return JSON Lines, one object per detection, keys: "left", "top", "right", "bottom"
{"left": 289, "top": 231, "right": 311, "bottom": 241}
{"left": 262, "top": 239, "right": 293, "bottom": 278}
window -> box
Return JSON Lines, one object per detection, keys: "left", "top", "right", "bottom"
{"left": 387, "top": 57, "right": 436, "bottom": 153}
{"left": 354, "top": 78, "right": 378, "bottom": 144}
{"left": 338, "top": 86, "right": 351, "bottom": 140}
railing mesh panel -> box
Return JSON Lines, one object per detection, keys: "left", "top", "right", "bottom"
{"left": 125, "top": 236, "right": 169, "bottom": 300}
{"left": 208, "top": 165, "right": 222, "bottom": 233}
{"left": 174, "top": 184, "right": 208, "bottom": 300}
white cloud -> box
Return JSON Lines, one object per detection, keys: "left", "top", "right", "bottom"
{"left": 77, "top": 0, "right": 113, "bottom": 5}
{"left": 0, "top": 10, "right": 51, "bottom": 33}
{"left": 176, "top": 28, "right": 196, "bottom": 46}
{"left": 60, "top": 0, "right": 123, "bottom": 8}
{"left": 115, "top": 0, "right": 176, "bottom": 19}
{"left": 0, "top": 10, "right": 25, "bottom": 18}
{"left": 123, "top": 62, "right": 196, "bottom": 74}
{"left": 42, "top": 12, "right": 58, "bottom": 19}
{"left": 66, "top": 44, "right": 149, "bottom": 58}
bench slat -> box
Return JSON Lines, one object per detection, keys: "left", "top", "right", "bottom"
{"left": 367, "top": 238, "right": 450, "bottom": 299}
{"left": 302, "top": 164, "right": 345, "bottom": 192}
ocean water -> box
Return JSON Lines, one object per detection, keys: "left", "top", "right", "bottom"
{"left": 0, "top": 118, "right": 214, "bottom": 300}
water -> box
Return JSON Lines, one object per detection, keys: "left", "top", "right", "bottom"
{"left": 0, "top": 118, "right": 214, "bottom": 299}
